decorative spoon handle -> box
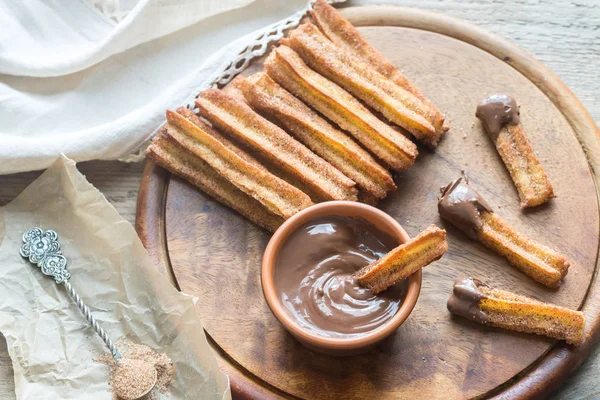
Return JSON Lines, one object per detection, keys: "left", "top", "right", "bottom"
{"left": 20, "top": 228, "right": 122, "bottom": 360}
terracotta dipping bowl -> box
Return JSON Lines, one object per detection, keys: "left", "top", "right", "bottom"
{"left": 261, "top": 201, "right": 422, "bottom": 356}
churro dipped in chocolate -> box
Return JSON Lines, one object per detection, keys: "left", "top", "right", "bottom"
{"left": 285, "top": 23, "right": 444, "bottom": 147}
{"left": 448, "top": 278, "right": 585, "bottom": 345}
{"left": 355, "top": 225, "right": 448, "bottom": 294}
{"left": 160, "top": 108, "right": 312, "bottom": 219}
{"left": 476, "top": 95, "right": 555, "bottom": 208}
{"left": 264, "top": 45, "right": 417, "bottom": 170}
{"left": 196, "top": 88, "right": 358, "bottom": 202}
{"left": 240, "top": 72, "right": 396, "bottom": 200}
{"left": 147, "top": 134, "right": 284, "bottom": 232}
{"left": 309, "top": 0, "right": 448, "bottom": 133}
{"left": 438, "top": 176, "right": 571, "bottom": 287}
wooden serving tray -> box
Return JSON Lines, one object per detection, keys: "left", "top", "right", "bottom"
{"left": 136, "top": 6, "right": 600, "bottom": 399}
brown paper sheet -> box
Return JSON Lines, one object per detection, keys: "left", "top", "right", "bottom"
{"left": 0, "top": 155, "right": 231, "bottom": 399}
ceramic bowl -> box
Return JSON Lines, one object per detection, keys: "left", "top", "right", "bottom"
{"left": 261, "top": 201, "right": 422, "bottom": 356}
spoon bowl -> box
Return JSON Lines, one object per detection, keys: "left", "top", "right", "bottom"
{"left": 113, "top": 359, "right": 157, "bottom": 400}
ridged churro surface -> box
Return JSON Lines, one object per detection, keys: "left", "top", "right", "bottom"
{"left": 147, "top": 134, "right": 284, "bottom": 232}
{"left": 476, "top": 94, "right": 555, "bottom": 208}
{"left": 286, "top": 23, "right": 443, "bottom": 146}
{"left": 309, "top": 0, "right": 447, "bottom": 133}
{"left": 355, "top": 225, "right": 447, "bottom": 294}
{"left": 439, "top": 176, "right": 570, "bottom": 287}
{"left": 448, "top": 278, "right": 585, "bottom": 345}
{"left": 265, "top": 45, "right": 417, "bottom": 170}
{"left": 242, "top": 72, "right": 395, "bottom": 199}
{"left": 164, "top": 109, "right": 312, "bottom": 219}
{"left": 196, "top": 89, "right": 358, "bottom": 202}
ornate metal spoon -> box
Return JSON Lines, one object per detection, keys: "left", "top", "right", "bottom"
{"left": 20, "top": 227, "right": 156, "bottom": 400}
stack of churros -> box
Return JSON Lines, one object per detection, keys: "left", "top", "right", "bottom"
{"left": 264, "top": 45, "right": 418, "bottom": 171}
{"left": 147, "top": 0, "right": 446, "bottom": 230}
{"left": 239, "top": 72, "right": 396, "bottom": 201}
{"left": 309, "top": 0, "right": 443, "bottom": 127}
{"left": 147, "top": 107, "right": 313, "bottom": 231}
{"left": 285, "top": 16, "right": 446, "bottom": 146}
{"left": 196, "top": 88, "right": 358, "bottom": 202}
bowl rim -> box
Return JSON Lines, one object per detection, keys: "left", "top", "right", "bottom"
{"left": 261, "top": 201, "right": 422, "bottom": 351}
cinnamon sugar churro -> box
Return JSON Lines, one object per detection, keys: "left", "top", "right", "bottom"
{"left": 196, "top": 88, "right": 358, "bottom": 202}
{"left": 162, "top": 109, "right": 312, "bottom": 219}
{"left": 438, "top": 176, "right": 571, "bottom": 287}
{"left": 241, "top": 72, "right": 395, "bottom": 199}
{"left": 309, "top": 0, "right": 447, "bottom": 133}
{"left": 355, "top": 225, "right": 447, "bottom": 294}
{"left": 476, "top": 94, "right": 555, "bottom": 208}
{"left": 285, "top": 23, "right": 444, "bottom": 147}
{"left": 448, "top": 278, "right": 585, "bottom": 345}
{"left": 147, "top": 133, "right": 285, "bottom": 232}
{"left": 264, "top": 45, "right": 417, "bottom": 170}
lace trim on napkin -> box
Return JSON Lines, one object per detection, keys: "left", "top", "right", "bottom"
{"left": 118, "top": 0, "right": 347, "bottom": 163}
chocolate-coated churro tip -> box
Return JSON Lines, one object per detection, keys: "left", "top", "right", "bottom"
{"left": 476, "top": 94, "right": 520, "bottom": 140}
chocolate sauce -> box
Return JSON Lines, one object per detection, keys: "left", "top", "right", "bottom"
{"left": 274, "top": 216, "right": 407, "bottom": 338}
{"left": 438, "top": 176, "right": 493, "bottom": 239}
{"left": 476, "top": 94, "right": 520, "bottom": 141}
{"left": 447, "top": 278, "right": 490, "bottom": 324}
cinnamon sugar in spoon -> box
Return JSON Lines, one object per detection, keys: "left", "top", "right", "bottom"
{"left": 20, "top": 228, "right": 156, "bottom": 399}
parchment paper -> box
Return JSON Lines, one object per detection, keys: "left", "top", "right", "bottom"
{"left": 0, "top": 155, "right": 231, "bottom": 399}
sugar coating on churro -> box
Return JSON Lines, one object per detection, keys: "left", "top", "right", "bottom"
{"left": 476, "top": 94, "right": 555, "bottom": 208}
{"left": 164, "top": 109, "right": 313, "bottom": 219}
{"left": 286, "top": 23, "right": 441, "bottom": 146}
{"left": 309, "top": 0, "right": 447, "bottom": 134}
{"left": 242, "top": 72, "right": 395, "bottom": 199}
{"left": 355, "top": 225, "right": 448, "bottom": 294}
{"left": 264, "top": 45, "right": 417, "bottom": 170}
{"left": 438, "top": 176, "right": 570, "bottom": 287}
{"left": 196, "top": 88, "right": 358, "bottom": 202}
{"left": 147, "top": 133, "right": 284, "bottom": 232}
{"left": 448, "top": 278, "right": 585, "bottom": 345}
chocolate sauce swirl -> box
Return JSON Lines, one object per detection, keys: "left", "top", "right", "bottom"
{"left": 274, "top": 216, "right": 407, "bottom": 338}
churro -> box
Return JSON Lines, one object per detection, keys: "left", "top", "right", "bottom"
{"left": 476, "top": 94, "right": 555, "bottom": 208}
{"left": 285, "top": 23, "right": 443, "bottom": 146}
{"left": 438, "top": 176, "right": 571, "bottom": 287}
{"left": 163, "top": 108, "right": 312, "bottom": 219}
{"left": 147, "top": 134, "right": 284, "bottom": 232}
{"left": 241, "top": 72, "right": 395, "bottom": 199}
{"left": 355, "top": 225, "right": 447, "bottom": 294}
{"left": 175, "top": 106, "right": 268, "bottom": 172}
{"left": 196, "top": 88, "right": 358, "bottom": 202}
{"left": 448, "top": 278, "right": 585, "bottom": 345}
{"left": 309, "top": 0, "right": 447, "bottom": 133}
{"left": 264, "top": 45, "right": 417, "bottom": 170}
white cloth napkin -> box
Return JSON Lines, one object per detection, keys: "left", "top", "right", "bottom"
{"left": 0, "top": 0, "right": 308, "bottom": 175}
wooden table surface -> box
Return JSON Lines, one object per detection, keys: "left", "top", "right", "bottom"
{"left": 0, "top": 1, "right": 598, "bottom": 398}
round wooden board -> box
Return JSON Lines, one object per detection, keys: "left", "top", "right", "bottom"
{"left": 136, "top": 6, "right": 600, "bottom": 400}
